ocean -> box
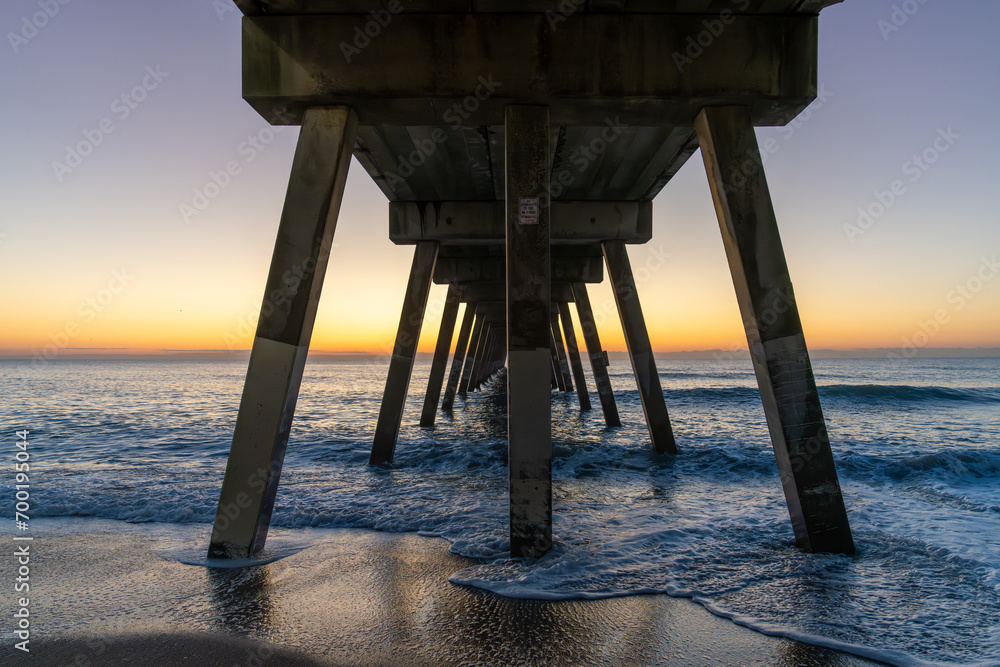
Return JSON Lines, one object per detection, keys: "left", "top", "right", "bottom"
{"left": 2, "top": 357, "right": 998, "bottom": 666}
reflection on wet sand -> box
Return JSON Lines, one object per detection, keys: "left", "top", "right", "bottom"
{"left": 207, "top": 563, "right": 276, "bottom": 637}
{"left": 0, "top": 521, "right": 881, "bottom": 666}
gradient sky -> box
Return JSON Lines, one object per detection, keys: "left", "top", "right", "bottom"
{"left": 1, "top": 0, "right": 998, "bottom": 358}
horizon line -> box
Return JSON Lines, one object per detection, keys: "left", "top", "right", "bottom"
{"left": 2, "top": 346, "right": 1000, "bottom": 362}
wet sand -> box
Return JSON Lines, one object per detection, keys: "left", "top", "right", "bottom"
{"left": 0, "top": 519, "right": 884, "bottom": 666}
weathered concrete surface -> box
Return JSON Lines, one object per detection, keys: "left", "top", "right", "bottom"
{"left": 603, "top": 240, "right": 677, "bottom": 455}
{"left": 548, "top": 331, "right": 563, "bottom": 391}
{"left": 459, "top": 310, "right": 486, "bottom": 397}
{"left": 551, "top": 306, "right": 574, "bottom": 392}
{"left": 476, "top": 331, "right": 504, "bottom": 389}
{"left": 369, "top": 241, "right": 439, "bottom": 465}
{"left": 391, "top": 202, "right": 652, "bottom": 245}
{"left": 695, "top": 105, "right": 853, "bottom": 555}
{"left": 237, "top": 1, "right": 842, "bottom": 16}
{"left": 441, "top": 303, "right": 475, "bottom": 411}
{"left": 462, "top": 282, "right": 574, "bottom": 305}
{"left": 235, "top": 0, "right": 844, "bottom": 15}
{"left": 559, "top": 301, "right": 592, "bottom": 411}
{"left": 572, "top": 283, "right": 620, "bottom": 426}
{"left": 506, "top": 105, "right": 552, "bottom": 558}
{"left": 420, "top": 283, "right": 462, "bottom": 427}
{"left": 468, "top": 326, "right": 492, "bottom": 392}
{"left": 361, "top": 124, "right": 697, "bottom": 203}
{"left": 434, "top": 255, "right": 603, "bottom": 285}
{"left": 209, "top": 107, "right": 357, "bottom": 559}
{"left": 244, "top": 14, "right": 818, "bottom": 128}
{"left": 549, "top": 329, "right": 568, "bottom": 393}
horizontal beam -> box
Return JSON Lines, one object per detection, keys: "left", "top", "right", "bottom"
{"left": 237, "top": 1, "right": 843, "bottom": 16}
{"left": 462, "top": 283, "right": 575, "bottom": 304}
{"left": 434, "top": 256, "right": 603, "bottom": 285}
{"left": 244, "top": 14, "right": 817, "bottom": 127}
{"left": 391, "top": 201, "right": 651, "bottom": 245}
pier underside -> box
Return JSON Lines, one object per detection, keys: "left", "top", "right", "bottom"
{"left": 210, "top": 0, "right": 854, "bottom": 561}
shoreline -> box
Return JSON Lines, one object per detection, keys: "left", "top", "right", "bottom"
{"left": 1, "top": 518, "right": 885, "bottom": 666}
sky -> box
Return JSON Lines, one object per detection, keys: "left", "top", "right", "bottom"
{"left": 1, "top": 0, "right": 998, "bottom": 360}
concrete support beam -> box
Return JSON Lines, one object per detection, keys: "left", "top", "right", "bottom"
{"left": 506, "top": 105, "right": 552, "bottom": 558}
{"left": 209, "top": 106, "right": 357, "bottom": 559}
{"left": 459, "top": 310, "right": 485, "bottom": 397}
{"left": 478, "top": 325, "right": 497, "bottom": 389}
{"left": 369, "top": 241, "right": 439, "bottom": 465}
{"left": 572, "top": 283, "right": 620, "bottom": 427}
{"left": 695, "top": 105, "right": 854, "bottom": 555}
{"left": 603, "top": 240, "right": 677, "bottom": 455}
{"left": 470, "top": 326, "right": 492, "bottom": 391}
{"left": 549, "top": 330, "right": 566, "bottom": 391}
{"left": 462, "top": 282, "right": 575, "bottom": 305}
{"left": 559, "top": 301, "right": 592, "bottom": 411}
{"left": 236, "top": 2, "right": 844, "bottom": 17}
{"left": 479, "top": 332, "right": 502, "bottom": 388}
{"left": 549, "top": 329, "right": 567, "bottom": 392}
{"left": 486, "top": 333, "right": 503, "bottom": 385}
{"left": 392, "top": 201, "right": 652, "bottom": 245}
{"left": 493, "top": 339, "right": 507, "bottom": 379}
{"left": 550, "top": 306, "right": 574, "bottom": 392}
{"left": 244, "top": 14, "right": 818, "bottom": 127}
{"left": 441, "top": 303, "right": 475, "bottom": 411}
{"left": 419, "top": 283, "right": 462, "bottom": 427}
{"left": 433, "top": 255, "right": 603, "bottom": 285}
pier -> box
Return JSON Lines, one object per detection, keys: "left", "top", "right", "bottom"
{"left": 210, "top": 0, "right": 854, "bottom": 561}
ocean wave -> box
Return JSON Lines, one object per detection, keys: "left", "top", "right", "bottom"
{"left": 661, "top": 386, "right": 761, "bottom": 402}
{"left": 840, "top": 448, "right": 1000, "bottom": 488}
{"left": 651, "top": 383, "right": 1000, "bottom": 406}
{"left": 819, "top": 384, "right": 1000, "bottom": 404}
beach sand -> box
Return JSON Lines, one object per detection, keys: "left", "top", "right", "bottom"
{"left": 1, "top": 519, "right": 883, "bottom": 666}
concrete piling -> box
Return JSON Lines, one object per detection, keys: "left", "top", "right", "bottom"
{"left": 603, "top": 240, "right": 677, "bottom": 455}
{"left": 551, "top": 305, "right": 574, "bottom": 392}
{"left": 459, "top": 310, "right": 486, "bottom": 397}
{"left": 506, "top": 105, "right": 553, "bottom": 558}
{"left": 369, "top": 241, "right": 439, "bottom": 465}
{"left": 420, "top": 284, "right": 463, "bottom": 427}
{"left": 559, "top": 301, "right": 592, "bottom": 411}
{"left": 572, "top": 283, "right": 620, "bottom": 427}
{"left": 209, "top": 106, "right": 357, "bottom": 559}
{"left": 441, "top": 303, "right": 475, "bottom": 411}
{"left": 695, "top": 106, "right": 854, "bottom": 555}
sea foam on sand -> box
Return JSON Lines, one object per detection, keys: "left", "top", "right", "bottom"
{"left": 0, "top": 518, "right": 881, "bottom": 667}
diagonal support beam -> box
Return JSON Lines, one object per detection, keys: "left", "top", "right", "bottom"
{"left": 548, "top": 329, "right": 566, "bottom": 392}
{"left": 572, "top": 283, "right": 620, "bottom": 426}
{"left": 459, "top": 309, "right": 486, "bottom": 397}
{"left": 470, "top": 326, "right": 492, "bottom": 391}
{"left": 209, "top": 106, "right": 357, "bottom": 559}
{"left": 603, "top": 240, "right": 677, "bottom": 454}
{"left": 695, "top": 105, "right": 853, "bottom": 554}
{"left": 559, "top": 301, "right": 592, "bottom": 411}
{"left": 369, "top": 241, "right": 439, "bottom": 465}
{"left": 441, "top": 302, "right": 474, "bottom": 411}
{"left": 419, "top": 283, "right": 463, "bottom": 427}
{"left": 550, "top": 305, "right": 574, "bottom": 392}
